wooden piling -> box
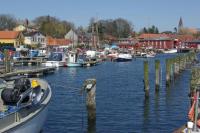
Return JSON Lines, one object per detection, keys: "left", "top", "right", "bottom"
{"left": 174, "top": 57, "right": 179, "bottom": 77}
{"left": 144, "top": 61, "right": 149, "bottom": 97}
{"left": 155, "top": 60, "right": 160, "bottom": 92}
{"left": 170, "top": 59, "right": 175, "bottom": 83}
{"left": 4, "top": 50, "right": 11, "bottom": 73}
{"left": 83, "top": 79, "right": 97, "bottom": 133}
{"left": 190, "top": 68, "right": 200, "bottom": 94}
{"left": 166, "top": 59, "right": 170, "bottom": 87}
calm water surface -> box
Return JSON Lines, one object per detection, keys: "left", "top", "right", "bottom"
{"left": 43, "top": 54, "right": 191, "bottom": 133}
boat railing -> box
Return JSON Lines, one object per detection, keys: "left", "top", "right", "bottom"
{"left": 17, "top": 88, "right": 33, "bottom": 107}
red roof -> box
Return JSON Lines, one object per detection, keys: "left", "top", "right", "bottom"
{"left": 175, "top": 35, "right": 195, "bottom": 42}
{"left": 138, "top": 33, "right": 170, "bottom": 39}
{"left": 47, "top": 37, "right": 71, "bottom": 46}
{"left": 0, "top": 31, "right": 21, "bottom": 39}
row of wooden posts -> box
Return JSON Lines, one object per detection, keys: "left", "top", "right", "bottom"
{"left": 190, "top": 67, "right": 200, "bottom": 96}
{"left": 144, "top": 52, "right": 197, "bottom": 98}
{"left": 2, "top": 50, "right": 45, "bottom": 74}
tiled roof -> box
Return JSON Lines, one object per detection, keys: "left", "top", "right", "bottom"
{"left": 47, "top": 37, "right": 71, "bottom": 46}
{"left": 175, "top": 35, "right": 195, "bottom": 42}
{"left": 138, "top": 33, "right": 170, "bottom": 39}
{"left": 0, "top": 31, "right": 21, "bottom": 39}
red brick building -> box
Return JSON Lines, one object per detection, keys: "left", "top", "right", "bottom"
{"left": 137, "top": 34, "right": 180, "bottom": 49}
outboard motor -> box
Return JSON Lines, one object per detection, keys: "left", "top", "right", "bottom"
{"left": 1, "top": 78, "right": 31, "bottom": 106}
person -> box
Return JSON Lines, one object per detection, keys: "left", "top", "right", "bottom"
{"left": 31, "top": 80, "right": 42, "bottom": 105}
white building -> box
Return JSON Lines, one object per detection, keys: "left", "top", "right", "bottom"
{"left": 65, "top": 29, "right": 78, "bottom": 47}
{"left": 24, "top": 32, "right": 46, "bottom": 48}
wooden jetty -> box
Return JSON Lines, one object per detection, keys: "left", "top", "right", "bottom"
{"left": 0, "top": 67, "right": 56, "bottom": 79}
{"left": 13, "top": 57, "right": 47, "bottom": 66}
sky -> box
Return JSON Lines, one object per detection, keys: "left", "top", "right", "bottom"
{"left": 0, "top": 0, "right": 199, "bottom": 32}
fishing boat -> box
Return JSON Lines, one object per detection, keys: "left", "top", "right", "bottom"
{"left": 66, "top": 51, "right": 84, "bottom": 67}
{"left": 0, "top": 77, "right": 51, "bottom": 133}
{"left": 134, "top": 52, "right": 155, "bottom": 58}
{"left": 163, "top": 49, "right": 177, "bottom": 54}
{"left": 114, "top": 53, "right": 132, "bottom": 62}
{"left": 44, "top": 52, "right": 67, "bottom": 67}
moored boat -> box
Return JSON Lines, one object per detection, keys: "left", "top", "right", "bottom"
{"left": 114, "top": 53, "right": 132, "bottom": 62}
{"left": 66, "top": 51, "right": 83, "bottom": 67}
{"left": 134, "top": 52, "right": 156, "bottom": 58}
{"left": 163, "top": 49, "right": 177, "bottom": 54}
{"left": 43, "top": 52, "right": 67, "bottom": 67}
{"left": 0, "top": 77, "right": 51, "bottom": 133}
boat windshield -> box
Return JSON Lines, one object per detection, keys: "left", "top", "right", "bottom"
{"left": 48, "top": 53, "right": 63, "bottom": 61}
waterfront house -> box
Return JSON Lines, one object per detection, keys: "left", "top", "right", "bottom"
{"left": 0, "top": 31, "right": 24, "bottom": 48}
{"left": 46, "top": 36, "right": 71, "bottom": 49}
{"left": 184, "top": 40, "right": 200, "bottom": 49}
{"left": 65, "top": 29, "right": 78, "bottom": 47}
{"left": 24, "top": 32, "right": 46, "bottom": 48}
{"left": 13, "top": 25, "right": 26, "bottom": 32}
{"left": 117, "top": 37, "right": 137, "bottom": 49}
{"left": 138, "top": 33, "right": 179, "bottom": 49}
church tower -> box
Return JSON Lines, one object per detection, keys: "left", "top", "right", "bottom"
{"left": 178, "top": 17, "right": 183, "bottom": 33}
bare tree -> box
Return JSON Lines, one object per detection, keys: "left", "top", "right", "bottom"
{"left": 0, "top": 14, "right": 17, "bottom": 30}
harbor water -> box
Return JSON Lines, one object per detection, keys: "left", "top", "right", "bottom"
{"left": 43, "top": 54, "right": 191, "bottom": 133}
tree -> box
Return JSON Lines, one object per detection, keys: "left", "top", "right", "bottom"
{"left": 0, "top": 14, "right": 17, "bottom": 30}
{"left": 140, "top": 25, "right": 159, "bottom": 34}
{"left": 88, "top": 18, "right": 133, "bottom": 40}
{"left": 33, "top": 15, "right": 74, "bottom": 38}
{"left": 174, "top": 27, "right": 177, "bottom": 33}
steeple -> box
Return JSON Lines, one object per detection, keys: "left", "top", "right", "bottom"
{"left": 178, "top": 17, "right": 183, "bottom": 33}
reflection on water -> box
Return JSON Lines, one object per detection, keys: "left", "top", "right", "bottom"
{"left": 43, "top": 54, "right": 191, "bottom": 133}
{"left": 87, "top": 106, "right": 96, "bottom": 133}
{"left": 143, "top": 97, "right": 150, "bottom": 133}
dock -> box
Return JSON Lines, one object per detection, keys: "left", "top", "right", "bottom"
{"left": 13, "top": 57, "right": 47, "bottom": 66}
{"left": 0, "top": 67, "right": 56, "bottom": 79}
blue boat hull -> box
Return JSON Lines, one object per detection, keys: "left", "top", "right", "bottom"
{"left": 115, "top": 58, "right": 132, "bottom": 62}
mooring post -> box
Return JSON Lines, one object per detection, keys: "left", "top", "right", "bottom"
{"left": 166, "top": 59, "right": 170, "bottom": 87}
{"left": 194, "top": 89, "right": 199, "bottom": 131}
{"left": 177, "top": 56, "right": 180, "bottom": 74}
{"left": 155, "top": 60, "right": 160, "bottom": 92}
{"left": 82, "top": 79, "right": 96, "bottom": 133}
{"left": 170, "top": 59, "right": 175, "bottom": 83}
{"left": 144, "top": 61, "right": 149, "bottom": 97}
{"left": 4, "top": 49, "right": 10, "bottom": 73}
{"left": 183, "top": 54, "right": 187, "bottom": 69}
{"left": 174, "top": 57, "right": 179, "bottom": 77}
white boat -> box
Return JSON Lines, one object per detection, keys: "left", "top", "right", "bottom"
{"left": 43, "top": 52, "right": 67, "bottom": 67}
{"left": 0, "top": 77, "right": 51, "bottom": 133}
{"left": 114, "top": 53, "right": 132, "bottom": 62}
{"left": 134, "top": 52, "right": 155, "bottom": 58}
{"left": 163, "top": 49, "right": 177, "bottom": 54}
{"left": 67, "top": 51, "right": 83, "bottom": 67}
